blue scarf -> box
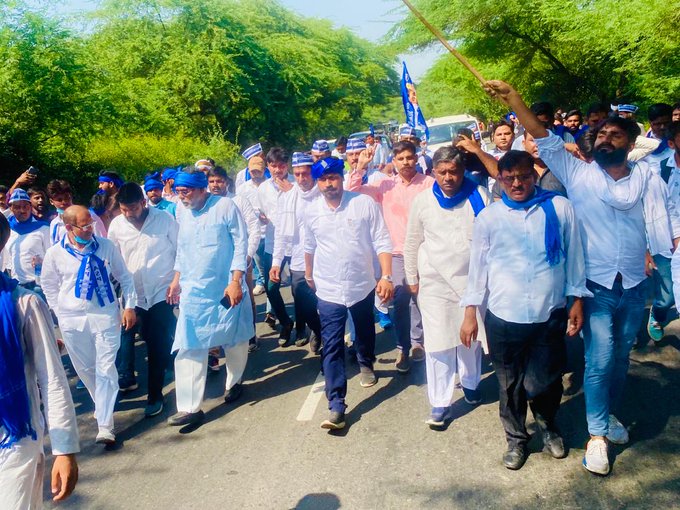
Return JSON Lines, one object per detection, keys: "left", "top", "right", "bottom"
{"left": 8, "top": 216, "right": 49, "bottom": 236}
{"left": 62, "top": 236, "right": 115, "bottom": 307}
{"left": 501, "top": 187, "right": 563, "bottom": 266}
{"left": 244, "top": 167, "right": 272, "bottom": 181}
{"left": 432, "top": 178, "right": 486, "bottom": 217}
{"left": 0, "top": 273, "right": 37, "bottom": 448}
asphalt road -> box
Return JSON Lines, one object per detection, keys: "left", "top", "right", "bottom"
{"left": 44, "top": 289, "right": 680, "bottom": 509}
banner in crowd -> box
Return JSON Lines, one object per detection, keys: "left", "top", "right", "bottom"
{"left": 400, "top": 61, "right": 429, "bottom": 141}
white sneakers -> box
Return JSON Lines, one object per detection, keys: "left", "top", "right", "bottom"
{"left": 583, "top": 438, "right": 609, "bottom": 475}
{"left": 95, "top": 429, "right": 116, "bottom": 445}
{"left": 253, "top": 284, "right": 265, "bottom": 296}
{"left": 606, "top": 414, "right": 629, "bottom": 445}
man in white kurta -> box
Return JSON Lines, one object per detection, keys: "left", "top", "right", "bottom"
{"left": 167, "top": 169, "right": 254, "bottom": 427}
{"left": 404, "top": 146, "right": 490, "bottom": 428}
{"left": 0, "top": 214, "right": 79, "bottom": 509}
{"left": 46, "top": 179, "right": 107, "bottom": 245}
{"left": 41, "top": 206, "right": 137, "bottom": 445}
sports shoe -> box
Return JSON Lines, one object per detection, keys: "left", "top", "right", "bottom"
{"left": 118, "top": 377, "right": 138, "bottom": 392}
{"left": 463, "top": 387, "right": 482, "bottom": 406}
{"left": 426, "top": 406, "right": 452, "bottom": 428}
{"left": 359, "top": 366, "right": 377, "bottom": 388}
{"left": 320, "top": 411, "right": 345, "bottom": 430}
{"left": 647, "top": 313, "right": 664, "bottom": 342}
{"left": 583, "top": 438, "right": 610, "bottom": 475}
{"left": 411, "top": 345, "right": 426, "bottom": 362}
{"left": 253, "top": 284, "right": 265, "bottom": 296}
{"left": 309, "top": 332, "right": 321, "bottom": 355}
{"left": 248, "top": 337, "right": 259, "bottom": 353}
{"left": 167, "top": 410, "right": 204, "bottom": 427}
{"left": 95, "top": 429, "right": 116, "bottom": 445}
{"left": 144, "top": 400, "right": 164, "bottom": 418}
{"left": 294, "top": 329, "right": 309, "bottom": 347}
{"left": 208, "top": 354, "right": 220, "bottom": 372}
{"left": 264, "top": 313, "right": 277, "bottom": 329}
{"left": 376, "top": 310, "right": 393, "bottom": 330}
{"left": 607, "top": 414, "right": 629, "bottom": 444}
{"left": 395, "top": 352, "right": 410, "bottom": 373}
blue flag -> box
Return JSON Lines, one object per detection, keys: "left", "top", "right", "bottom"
{"left": 400, "top": 62, "right": 429, "bottom": 141}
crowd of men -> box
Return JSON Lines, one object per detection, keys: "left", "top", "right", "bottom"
{"left": 1, "top": 80, "right": 680, "bottom": 507}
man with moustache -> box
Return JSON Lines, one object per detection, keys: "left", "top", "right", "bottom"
{"left": 27, "top": 187, "right": 55, "bottom": 222}
{"left": 461, "top": 150, "right": 589, "bottom": 470}
{"left": 144, "top": 173, "right": 177, "bottom": 217}
{"left": 270, "top": 152, "right": 322, "bottom": 352}
{"left": 304, "top": 157, "right": 393, "bottom": 430}
{"left": 485, "top": 80, "right": 678, "bottom": 475}
{"left": 166, "top": 168, "right": 253, "bottom": 427}
{"left": 46, "top": 180, "right": 106, "bottom": 245}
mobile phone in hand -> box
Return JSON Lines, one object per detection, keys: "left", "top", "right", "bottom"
{"left": 220, "top": 295, "right": 232, "bottom": 309}
{"left": 27, "top": 166, "right": 39, "bottom": 175}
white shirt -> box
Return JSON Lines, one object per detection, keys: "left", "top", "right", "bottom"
{"left": 273, "top": 184, "right": 320, "bottom": 271}
{"left": 234, "top": 168, "right": 247, "bottom": 191}
{"left": 463, "top": 195, "right": 590, "bottom": 324}
{"left": 50, "top": 211, "right": 107, "bottom": 245}
{"left": 257, "top": 174, "right": 295, "bottom": 254}
{"left": 107, "top": 207, "right": 178, "bottom": 310}
{"left": 2, "top": 222, "right": 50, "bottom": 284}
{"left": 237, "top": 179, "right": 266, "bottom": 239}
{"left": 41, "top": 235, "right": 136, "bottom": 332}
{"left": 304, "top": 191, "right": 392, "bottom": 307}
{"left": 228, "top": 192, "right": 260, "bottom": 259}
{"left": 535, "top": 132, "right": 670, "bottom": 289}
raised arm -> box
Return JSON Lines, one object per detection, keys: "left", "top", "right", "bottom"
{"left": 484, "top": 80, "right": 549, "bottom": 139}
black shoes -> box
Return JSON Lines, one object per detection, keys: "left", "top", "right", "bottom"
{"left": 264, "top": 313, "right": 277, "bottom": 330}
{"left": 224, "top": 383, "right": 243, "bottom": 403}
{"left": 542, "top": 430, "right": 566, "bottom": 459}
{"left": 503, "top": 445, "right": 528, "bottom": 470}
{"left": 320, "top": 411, "right": 346, "bottom": 430}
{"left": 167, "top": 410, "right": 204, "bottom": 427}
{"left": 278, "top": 322, "right": 293, "bottom": 347}
{"left": 309, "top": 332, "right": 321, "bottom": 355}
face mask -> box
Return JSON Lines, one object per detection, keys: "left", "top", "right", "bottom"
{"left": 56, "top": 207, "right": 65, "bottom": 215}
{"left": 593, "top": 147, "right": 628, "bottom": 168}
{"left": 74, "top": 234, "right": 92, "bottom": 246}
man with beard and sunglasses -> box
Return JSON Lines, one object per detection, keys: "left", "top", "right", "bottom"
{"left": 484, "top": 80, "right": 679, "bottom": 476}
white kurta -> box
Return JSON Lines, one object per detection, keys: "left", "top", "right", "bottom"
{"left": 2, "top": 224, "right": 50, "bottom": 284}
{"left": 0, "top": 287, "right": 79, "bottom": 510}
{"left": 403, "top": 186, "right": 491, "bottom": 353}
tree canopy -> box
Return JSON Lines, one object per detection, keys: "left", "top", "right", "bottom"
{"left": 0, "top": 0, "right": 398, "bottom": 190}
{"left": 389, "top": 0, "right": 680, "bottom": 121}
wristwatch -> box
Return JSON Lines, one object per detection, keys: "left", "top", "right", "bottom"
{"left": 381, "top": 275, "right": 393, "bottom": 282}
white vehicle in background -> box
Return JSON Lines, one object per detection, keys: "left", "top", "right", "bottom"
{"left": 425, "top": 115, "right": 483, "bottom": 153}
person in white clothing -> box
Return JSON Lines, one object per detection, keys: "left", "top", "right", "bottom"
{"left": 311, "top": 140, "right": 332, "bottom": 162}
{"left": 234, "top": 142, "right": 271, "bottom": 192}
{"left": 0, "top": 214, "right": 79, "bottom": 509}
{"left": 404, "top": 146, "right": 491, "bottom": 428}
{"left": 108, "top": 183, "right": 179, "bottom": 418}
{"left": 484, "top": 80, "right": 679, "bottom": 476}
{"left": 2, "top": 189, "right": 50, "bottom": 297}
{"left": 46, "top": 179, "right": 106, "bottom": 244}
{"left": 304, "top": 156, "right": 394, "bottom": 430}
{"left": 270, "top": 152, "right": 322, "bottom": 353}
{"left": 461, "top": 149, "right": 589, "bottom": 470}
{"left": 41, "top": 205, "right": 137, "bottom": 445}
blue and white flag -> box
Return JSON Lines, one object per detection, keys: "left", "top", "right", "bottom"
{"left": 400, "top": 62, "right": 429, "bottom": 141}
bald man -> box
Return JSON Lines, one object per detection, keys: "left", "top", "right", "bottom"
{"left": 42, "top": 206, "right": 136, "bottom": 445}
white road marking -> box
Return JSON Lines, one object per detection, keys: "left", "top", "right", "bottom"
{"left": 296, "top": 371, "right": 325, "bottom": 421}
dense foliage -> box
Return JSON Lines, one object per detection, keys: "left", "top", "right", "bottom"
{"left": 389, "top": 0, "right": 680, "bottom": 121}
{"left": 0, "top": 0, "right": 397, "bottom": 191}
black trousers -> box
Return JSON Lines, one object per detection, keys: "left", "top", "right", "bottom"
{"left": 485, "top": 308, "right": 567, "bottom": 448}
{"left": 290, "top": 270, "right": 321, "bottom": 337}
{"left": 137, "top": 301, "right": 177, "bottom": 404}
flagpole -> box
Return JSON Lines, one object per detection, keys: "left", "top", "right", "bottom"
{"left": 400, "top": 0, "right": 486, "bottom": 85}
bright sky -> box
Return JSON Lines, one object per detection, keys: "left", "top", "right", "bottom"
{"left": 28, "top": 0, "right": 443, "bottom": 80}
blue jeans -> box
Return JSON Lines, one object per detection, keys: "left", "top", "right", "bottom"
{"left": 582, "top": 278, "right": 646, "bottom": 436}
{"left": 651, "top": 254, "right": 676, "bottom": 325}
{"left": 252, "top": 239, "right": 266, "bottom": 287}
{"left": 391, "top": 255, "right": 423, "bottom": 354}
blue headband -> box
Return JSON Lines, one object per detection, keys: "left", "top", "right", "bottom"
{"left": 99, "top": 175, "right": 124, "bottom": 188}
{"left": 173, "top": 171, "right": 208, "bottom": 189}
{"left": 311, "top": 157, "right": 345, "bottom": 180}
{"left": 144, "top": 177, "right": 164, "bottom": 193}
{"left": 162, "top": 168, "right": 178, "bottom": 182}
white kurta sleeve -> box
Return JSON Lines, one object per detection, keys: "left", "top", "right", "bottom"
{"left": 227, "top": 200, "right": 248, "bottom": 274}
{"left": 368, "top": 199, "right": 393, "bottom": 256}
{"left": 403, "top": 197, "right": 425, "bottom": 286}
{"left": 535, "top": 131, "right": 584, "bottom": 189}
{"left": 23, "top": 293, "right": 80, "bottom": 455}
{"left": 561, "top": 200, "right": 592, "bottom": 298}
{"left": 272, "top": 191, "right": 294, "bottom": 267}
{"left": 461, "top": 211, "right": 491, "bottom": 307}
{"left": 303, "top": 210, "right": 317, "bottom": 255}
{"left": 108, "top": 242, "right": 137, "bottom": 309}
{"left": 40, "top": 246, "right": 61, "bottom": 311}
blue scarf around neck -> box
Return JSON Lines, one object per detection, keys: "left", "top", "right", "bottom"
{"left": 8, "top": 216, "right": 49, "bottom": 236}
{"left": 0, "top": 272, "right": 37, "bottom": 448}
{"left": 62, "top": 236, "right": 115, "bottom": 307}
{"left": 432, "top": 178, "right": 486, "bottom": 216}
{"left": 501, "top": 187, "right": 563, "bottom": 266}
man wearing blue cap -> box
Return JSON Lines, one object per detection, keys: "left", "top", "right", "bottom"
{"left": 270, "top": 152, "right": 322, "bottom": 352}
{"left": 235, "top": 143, "right": 272, "bottom": 191}
{"left": 166, "top": 167, "right": 254, "bottom": 427}
{"left": 144, "top": 172, "right": 177, "bottom": 217}
{"left": 161, "top": 167, "right": 179, "bottom": 203}
{"left": 1, "top": 189, "right": 50, "bottom": 296}
{"left": 311, "top": 140, "right": 332, "bottom": 163}
{"left": 304, "top": 157, "right": 393, "bottom": 430}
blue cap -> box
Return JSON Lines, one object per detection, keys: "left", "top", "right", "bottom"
{"left": 8, "top": 188, "right": 30, "bottom": 204}
{"left": 311, "top": 157, "right": 345, "bottom": 180}
{"left": 618, "top": 104, "right": 638, "bottom": 114}
{"left": 346, "top": 138, "right": 366, "bottom": 153}
{"left": 292, "top": 152, "right": 314, "bottom": 168}
{"left": 242, "top": 143, "right": 263, "bottom": 160}
{"left": 162, "top": 168, "right": 178, "bottom": 182}
{"left": 400, "top": 126, "right": 416, "bottom": 138}
{"left": 312, "top": 140, "right": 330, "bottom": 154}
